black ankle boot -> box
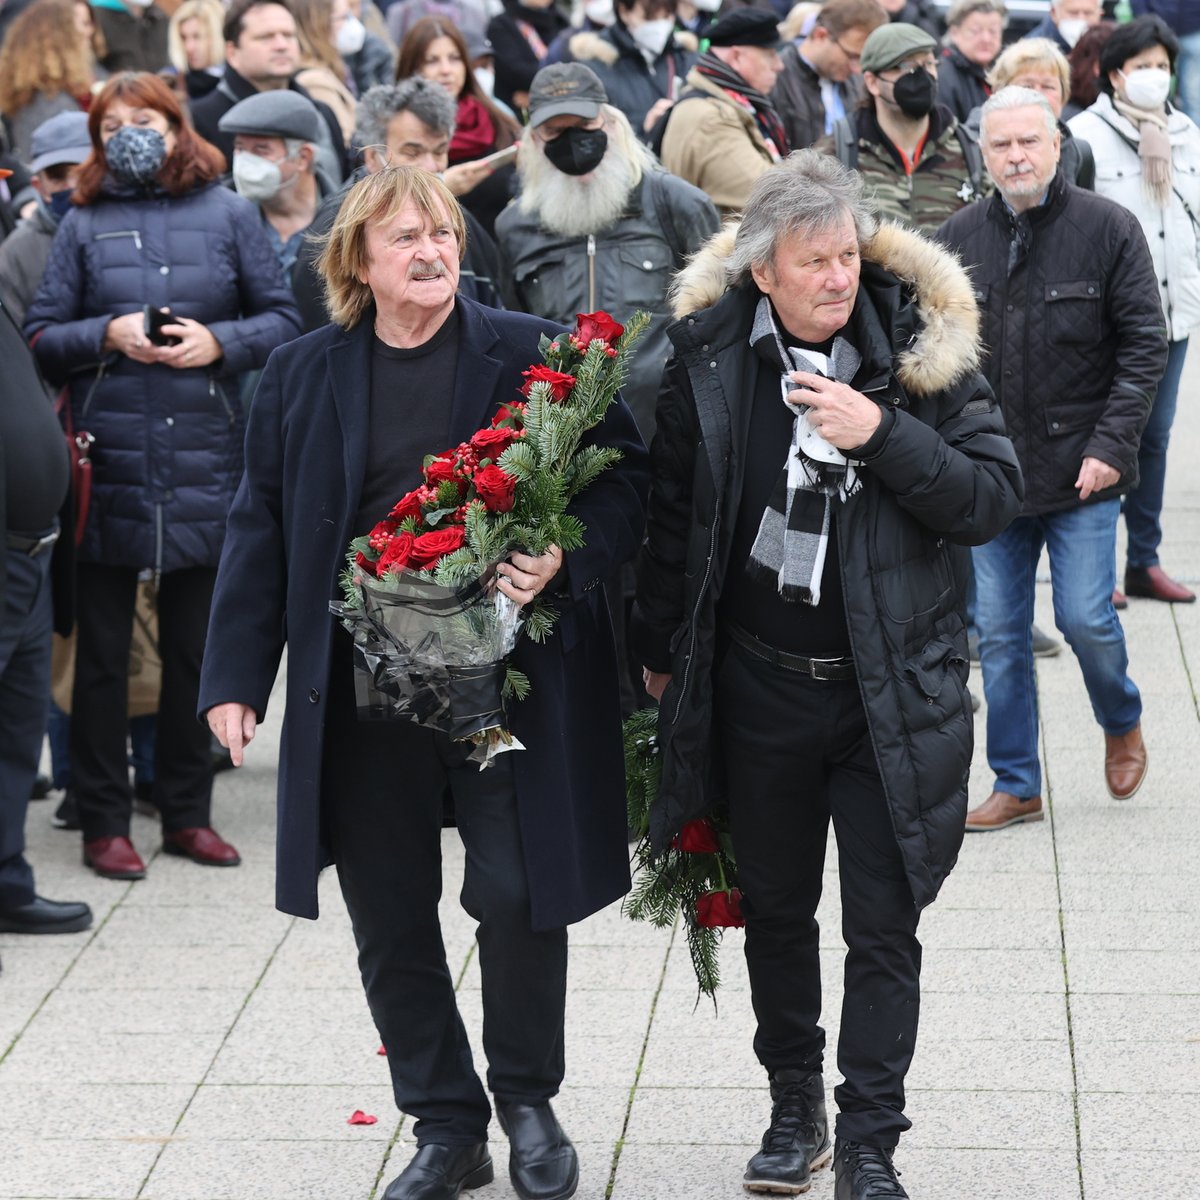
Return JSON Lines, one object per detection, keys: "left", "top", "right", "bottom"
{"left": 495, "top": 1101, "right": 578, "bottom": 1200}
{"left": 382, "top": 1142, "right": 492, "bottom": 1200}
{"left": 833, "top": 1139, "right": 909, "bottom": 1199}
{"left": 743, "top": 1070, "right": 831, "bottom": 1194}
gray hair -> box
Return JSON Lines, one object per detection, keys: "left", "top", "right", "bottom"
{"left": 979, "top": 84, "right": 1058, "bottom": 139}
{"left": 726, "top": 150, "right": 878, "bottom": 287}
{"left": 355, "top": 79, "right": 457, "bottom": 149}
{"left": 946, "top": 0, "right": 1006, "bottom": 26}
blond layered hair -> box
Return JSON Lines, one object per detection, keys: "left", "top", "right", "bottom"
{"left": 987, "top": 36, "right": 1070, "bottom": 100}
{"left": 168, "top": 0, "right": 226, "bottom": 74}
{"left": 317, "top": 166, "right": 467, "bottom": 329}
{"left": 0, "top": 0, "right": 93, "bottom": 115}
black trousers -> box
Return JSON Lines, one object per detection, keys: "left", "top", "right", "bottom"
{"left": 0, "top": 546, "right": 53, "bottom": 908}
{"left": 323, "top": 634, "right": 568, "bottom": 1145}
{"left": 72, "top": 563, "right": 215, "bottom": 840}
{"left": 715, "top": 639, "right": 922, "bottom": 1148}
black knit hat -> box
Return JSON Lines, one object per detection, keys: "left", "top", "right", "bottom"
{"left": 705, "top": 8, "right": 784, "bottom": 50}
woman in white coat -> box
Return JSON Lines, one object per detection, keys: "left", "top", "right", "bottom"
{"left": 1070, "top": 14, "right": 1200, "bottom": 605}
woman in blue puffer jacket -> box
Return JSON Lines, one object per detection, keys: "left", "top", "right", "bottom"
{"left": 25, "top": 71, "right": 301, "bottom": 883}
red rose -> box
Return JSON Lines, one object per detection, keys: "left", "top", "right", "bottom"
{"left": 354, "top": 550, "right": 377, "bottom": 578}
{"left": 521, "top": 365, "right": 577, "bottom": 403}
{"left": 424, "top": 456, "right": 456, "bottom": 486}
{"left": 409, "top": 524, "right": 466, "bottom": 569}
{"left": 575, "top": 311, "right": 624, "bottom": 348}
{"left": 376, "top": 531, "right": 415, "bottom": 577}
{"left": 472, "top": 463, "right": 517, "bottom": 513}
{"left": 492, "top": 402, "right": 527, "bottom": 428}
{"left": 694, "top": 889, "right": 746, "bottom": 928}
{"left": 672, "top": 818, "right": 720, "bottom": 855}
{"left": 470, "top": 426, "right": 518, "bottom": 459}
{"left": 388, "top": 489, "right": 425, "bottom": 523}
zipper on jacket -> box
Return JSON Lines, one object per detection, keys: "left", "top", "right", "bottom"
{"left": 94, "top": 229, "right": 143, "bottom": 250}
{"left": 80, "top": 363, "right": 106, "bottom": 419}
{"left": 154, "top": 501, "right": 164, "bottom": 590}
{"left": 210, "top": 377, "right": 235, "bottom": 423}
{"left": 587, "top": 235, "right": 596, "bottom": 311}
{"left": 672, "top": 511, "right": 720, "bottom": 726}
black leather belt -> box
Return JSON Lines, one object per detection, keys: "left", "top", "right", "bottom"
{"left": 728, "top": 622, "right": 856, "bottom": 681}
{"left": 6, "top": 529, "right": 60, "bottom": 557}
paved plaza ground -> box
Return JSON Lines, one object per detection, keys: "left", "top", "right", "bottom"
{"left": 3, "top": 357, "right": 1200, "bottom": 1200}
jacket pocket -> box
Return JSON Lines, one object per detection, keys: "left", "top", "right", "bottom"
{"left": 1044, "top": 280, "right": 1102, "bottom": 345}
{"left": 512, "top": 254, "right": 568, "bottom": 318}
{"left": 1042, "top": 403, "right": 1096, "bottom": 439}
{"left": 615, "top": 241, "right": 674, "bottom": 311}
{"left": 902, "top": 634, "right": 968, "bottom": 731}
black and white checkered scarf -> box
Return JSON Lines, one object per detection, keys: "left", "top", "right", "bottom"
{"left": 746, "top": 296, "right": 862, "bottom": 605}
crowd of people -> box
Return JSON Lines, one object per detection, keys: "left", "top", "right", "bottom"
{"left": 0, "top": 0, "right": 1197, "bottom": 1198}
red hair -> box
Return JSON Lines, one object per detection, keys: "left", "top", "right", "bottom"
{"left": 74, "top": 71, "right": 226, "bottom": 205}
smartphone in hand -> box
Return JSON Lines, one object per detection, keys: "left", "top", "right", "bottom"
{"left": 476, "top": 143, "right": 519, "bottom": 171}
{"left": 143, "top": 305, "right": 181, "bottom": 347}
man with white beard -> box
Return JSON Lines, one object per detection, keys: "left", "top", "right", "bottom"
{"left": 495, "top": 62, "right": 717, "bottom": 711}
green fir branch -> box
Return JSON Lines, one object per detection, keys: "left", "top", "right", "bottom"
{"left": 502, "top": 665, "right": 531, "bottom": 701}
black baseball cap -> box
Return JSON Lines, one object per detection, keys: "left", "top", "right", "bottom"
{"left": 527, "top": 63, "right": 608, "bottom": 129}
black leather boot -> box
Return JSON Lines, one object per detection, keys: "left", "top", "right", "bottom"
{"left": 382, "top": 1142, "right": 493, "bottom": 1200}
{"left": 833, "top": 1140, "right": 909, "bottom": 1199}
{"left": 495, "top": 1101, "right": 578, "bottom": 1200}
{"left": 743, "top": 1070, "right": 831, "bottom": 1194}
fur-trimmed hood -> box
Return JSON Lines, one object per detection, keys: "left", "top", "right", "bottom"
{"left": 569, "top": 28, "right": 698, "bottom": 66}
{"left": 670, "top": 221, "right": 981, "bottom": 397}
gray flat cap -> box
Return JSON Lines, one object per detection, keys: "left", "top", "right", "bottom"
{"left": 30, "top": 112, "right": 92, "bottom": 174}
{"left": 218, "top": 90, "right": 322, "bottom": 142}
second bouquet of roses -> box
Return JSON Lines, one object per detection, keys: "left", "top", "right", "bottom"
{"left": 331, "top": 309, "right": 648, "bottom": 765}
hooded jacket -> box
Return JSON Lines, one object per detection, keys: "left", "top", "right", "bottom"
{"left": 631, "top": 221, "right": 1022, "bottom": 910}
{"left": 24, "top": 179, "right": 302, "bottom": 577}
{"left": 937, "top": 171, "right": 1169, "bottom": 515}
{"left": 568, "top": 25, "right": 698, "bottom": 142}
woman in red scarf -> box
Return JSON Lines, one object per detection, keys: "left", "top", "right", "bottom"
{"left": 397, "top": 17, "right": 522, "bottom": 235}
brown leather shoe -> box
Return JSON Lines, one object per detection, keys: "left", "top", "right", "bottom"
{"left": 1124, "top": 566, "right": 1196, "bottom": 603}
{"left": 162, "top": 827, "right": 241, "bottom": 867}
{"left": 1105, "top": 724, "right": 1148, "bottom": 800}
{"left": 965, "top": 791, "right": 1044, "bottom": 832}
{"left": 83, "top": 836, "right": 147, "bottom": 880}
{"left": 1112, "top": 588, "right": 1128, "bottom": 610}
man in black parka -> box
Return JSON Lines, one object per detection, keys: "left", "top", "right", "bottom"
{"left": 632, "top": 150, "right": 1021, "bottom": 1200}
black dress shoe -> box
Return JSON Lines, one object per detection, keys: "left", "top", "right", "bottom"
{"left": 833, "top": 1140, "right": 908, "bottom": 1199}
{"left": 52, "top": 791, "right": 79, "bottom": 830}
{"left": 0, "top": 895, "right": 93, "bottom": 934}
{"left": 495, "top": 1101, "right": 578, "bottom": 1200}
{"left": 744, "top": 1070, "right": 831, "bottom": 1193}
{"left": 382, "top": 1142, "right": 492, "bottom": 1200}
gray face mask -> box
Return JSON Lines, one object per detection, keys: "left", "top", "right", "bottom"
{"left": 232, "top": 151, "right": 291, "bottom": 202}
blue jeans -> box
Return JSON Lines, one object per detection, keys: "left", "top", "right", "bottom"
{"left": 1124, "top": 337, "right": 1189, "bottom": 569}
{"left": 1177, "top": 31, "right": 1200, "bottom": 124}
{"left": 973, "top": 500, "right": 1141, "bottom": 798}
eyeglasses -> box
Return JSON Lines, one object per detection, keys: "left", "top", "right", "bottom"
{"left": 832, "top": 35, "right": 861, "bottom": 64}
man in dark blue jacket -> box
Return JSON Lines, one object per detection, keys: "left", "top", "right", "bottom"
{"left": 200, "top": 167, "right": 648, "bottom": 1200}
{"left": 1133, "top": 0, "right": 1200, "bottom": 119}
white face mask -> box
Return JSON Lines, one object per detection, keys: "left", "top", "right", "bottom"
{"left": 630, "top": 17, "right": 675, "bottom": 60}
{"left": 233, "top": 151, "right": 287, "bottom": 202}
{"left": 335, "top": 14, "right": 366, "bottom": 56}
{"left": 123, "top": 0, "right": 154, "bottom": 8}
{"left": 1056, "top": 17, "right": 1087, "bottom": 49}
{"left": 474, "top": 65, "right": 496, "bottom": 96}
{"left": 691, "top": 0, "right": 723, "bottom": 11}
{"left": 1121, "top": 67, "right": 1172, "bottom": 110}
{"left": 584, "top": 0, "right": 613, "bottom": 25}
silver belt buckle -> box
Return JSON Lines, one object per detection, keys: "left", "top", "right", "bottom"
{"left": 30, "top": 530, "right": 60, "bottom": 556}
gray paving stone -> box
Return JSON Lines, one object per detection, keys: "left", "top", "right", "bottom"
{"left": 58, "top": 943, "right": 269, "bottom": 992}
{"left": 610, "top": 1143, "right": 766, "bottom": 1199}
{"left": 637, "top": 1032, "right": 765, "bottom": 1088}
{"left": 1074, "top": 1040, "right": 1200, "bottom": 1093}
{"left": 31, "top": 987, "right": 248, "bottom": 1036}
{"left": 1080, "top": 1151, "right": 1200, "bottom": 1200}
{"left": 918, "top": 991, "right": 1070, "bottom": 1042}
{"left": 896, "top": 1148, "right": 1081, "bottom": 1199}
{"left": 1066, "top": 949, "right": 1200, "bottom": 994}
{"left": 1057, "top": 871, "right": 1200, "bottom": 912}
{"left": 933, "top": 869, "right": 1062, "bottom": 910}
{"left": 906, "top": 1037, "right": 1075, "bottom": 1092}
{"left": 1063, "top": 909, "right": 1200, "bottom": 951}
{"left": 174, "top": 1084, "right": 400, "bottom": 1141}
{"left": 91, "top": 903, "right": 292, "bottom": 950}
{"left": 0, "top": 1137, "right": 162, "bottom": 1199}
{"left": 1078, "top": 1092, "right": 1200, "bottom": 1151}
{"left": 624, "top": 1086, "right": 767, "bottom": 1145}
{"left": 918, "top": 906, "right": 1062, "bottom": 950}
{"left": 905, "top": 1089, "right": 1076, "bottom": 1149}
{"left": 919, "top": 948, "right": 1066, "bottom": 995}
{"left": 0, "top": 940, "right": 84, "bottom": 989}
{"left": 0, "top": 1027, "right": 226, "bottom": 1085}
{"left": 1068, "top": 993, "right": 1200, "bottom": 1043}
{"left": 0, "top": 1082, "right": 193, "bottom": 1139}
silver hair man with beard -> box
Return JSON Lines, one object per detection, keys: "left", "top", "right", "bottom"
{"left": 495, "top": 63, "right": 719, "bottom": 444}
{"left": 495, "top": 61, "right": 718, "bottom": 712}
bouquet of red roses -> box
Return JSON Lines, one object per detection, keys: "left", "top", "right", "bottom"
{"left": 331, "top": 309, "right": 648, "bottom": 765}
{"left": 623, "top": 707, "right": 742, "bottom": 1001}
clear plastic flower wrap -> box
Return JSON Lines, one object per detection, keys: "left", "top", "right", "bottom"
{"left": 330, "top": 559, "right": 526, "bottom": 765}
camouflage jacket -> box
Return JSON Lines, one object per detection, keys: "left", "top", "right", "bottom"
{"left": 821, "top": 105, "right": 988, "bottom": 233}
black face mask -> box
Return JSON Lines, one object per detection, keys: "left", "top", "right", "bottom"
{"left": 890, "top": 67, "right": 937, "bottom": 119}
{"left": 542, "top": 126, "right": 608, "bottom": 176}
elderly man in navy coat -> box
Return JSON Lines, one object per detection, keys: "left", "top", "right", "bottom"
{"left": 198, "top": 166, "right": 648, "bottom": 1200}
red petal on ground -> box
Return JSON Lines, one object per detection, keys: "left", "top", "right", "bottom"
{"left": 347, "top": 1110, "right": 379, "bottom": 1125}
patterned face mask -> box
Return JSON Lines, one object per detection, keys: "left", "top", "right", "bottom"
{"left": 105, "top": 125, "right": 168, "bottom": 187}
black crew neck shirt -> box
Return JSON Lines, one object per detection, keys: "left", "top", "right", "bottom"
{"left": 352, "top": 308, "right": 460, "bottom": 539}
{"left": 719, "top": 331, "right": 851, "bottom": 658}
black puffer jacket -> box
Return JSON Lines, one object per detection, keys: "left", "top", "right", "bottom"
{"left": 936, "top": 171, "right": 1168, "bottom": 515}
{"left": 631, "top": 223, "right": 1023, "bottom": 911}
